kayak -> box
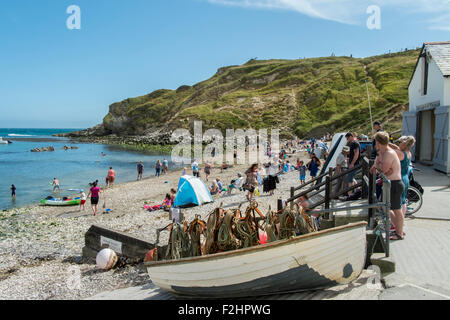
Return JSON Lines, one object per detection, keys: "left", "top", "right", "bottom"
{"left": 40, "top": 197, "right": 81, "bottom": 206}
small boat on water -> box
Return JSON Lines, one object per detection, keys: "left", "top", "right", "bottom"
{"left": 145, "top": 221, "right": 367, "bottom": 298}
{"left": 40, "top": 197, "right": 81, "bottom": 206}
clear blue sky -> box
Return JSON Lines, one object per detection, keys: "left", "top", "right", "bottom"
{"left": 0, "top": 0, "right": 449, "bottom": 128}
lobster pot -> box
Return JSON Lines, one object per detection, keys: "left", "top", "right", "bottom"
{"left": 145, "top": 222, "right": 367, "bottom": 298}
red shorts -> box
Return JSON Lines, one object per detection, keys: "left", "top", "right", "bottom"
{"left": 81, "top": 200, "right": 86, "bottom": 205}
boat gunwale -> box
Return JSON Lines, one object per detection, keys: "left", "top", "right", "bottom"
{"left": 145, "top": 221, "right": 367, "bottom": 268}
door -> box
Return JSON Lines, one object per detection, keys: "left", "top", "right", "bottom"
{"left": 418, "top": 110, "right": 435, "bottom": 163}
{"left": 433, "top": 106, "right": 450, "bottom": 174}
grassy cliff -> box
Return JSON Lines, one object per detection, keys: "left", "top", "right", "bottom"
{"left": 101, "top": 49, "right": 419, "bottom": 139}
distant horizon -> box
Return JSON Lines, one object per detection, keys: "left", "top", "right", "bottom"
{"left": 0, "top": 127, "right": 87, "bottom": 131}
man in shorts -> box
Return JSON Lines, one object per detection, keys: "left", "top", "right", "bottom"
{"left": 162, "top": 158, "right": 169, "bottom": 175}
{"left": 370, "top": 131, "right": 405, "bottom": 240}
{"left": 52, "top": 178, "right": 60, "bottom": 192}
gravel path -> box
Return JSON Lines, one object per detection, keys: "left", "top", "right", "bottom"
{"left": 0, "top": 150, "right": 311, "bottom": 300}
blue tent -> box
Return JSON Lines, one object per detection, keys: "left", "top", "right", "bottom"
{"left": 173, "top": 175, "right": 214, "bottom": 208}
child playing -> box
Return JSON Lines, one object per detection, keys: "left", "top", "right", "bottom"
{"left": 79, "top": 191, "right": 86, "bottom": 211}
{"left": 146, "top": 194, "right": 172, "bottom": 212}
{"left": 298, "top": 160, "right": 307, "bottom": 185}
{"left": 170, "top": 188, "right": 177, "bottom": 206}
{"left": 163, "top": 193, "right": 172, "bottom": 209}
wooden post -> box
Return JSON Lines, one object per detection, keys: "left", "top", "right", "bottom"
{"left": 277, "top": 198, "right": 283, "bottom": 211}
{"left": 290, "top": 187, "right": 295, "bottom": 210}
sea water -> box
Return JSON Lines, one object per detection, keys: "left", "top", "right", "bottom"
{"left": 0, "top": 128, "right": 180, "bottom": 210}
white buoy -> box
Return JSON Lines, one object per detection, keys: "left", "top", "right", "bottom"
{"left": 96, "top": 248, "right": 118, "bottom": 270}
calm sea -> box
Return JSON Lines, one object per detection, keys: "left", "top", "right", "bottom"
{"left": 0, "top": 128, "right": 179, "bottom": 210}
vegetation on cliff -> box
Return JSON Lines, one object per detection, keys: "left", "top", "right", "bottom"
{"left": 99, "top": 49, "right": 419, "bottom": 139}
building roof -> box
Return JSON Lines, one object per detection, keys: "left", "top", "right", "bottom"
{"left": 409, "top": 42, "right": 450, "bottom": 87}
{"left": 425, "top": 42, "right": 450, "bottom": 77}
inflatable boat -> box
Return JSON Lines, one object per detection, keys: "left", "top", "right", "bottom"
{"left": 40, "top": 196, "right": 81, "bottom": 206}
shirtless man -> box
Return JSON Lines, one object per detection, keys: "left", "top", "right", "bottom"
{"left": 52, "top": 178, "right": 60, "bottom": 192}
{"left": 370, "top": 131, "right": 405, "bottom": 240}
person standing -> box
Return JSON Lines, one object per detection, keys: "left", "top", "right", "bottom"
{"left": 162, "top": 158, "right": 169, "bottom": 175}
{"left": 370, "top": 132, "right": 404, "bottom": 240}
{"left": 389, "top": 136, "right": 416, "bottom": 219}
{"left": 52, "top": 178, "right": 61, "bottom": 192}
{"left": 307, "top": 154, "right": 321, "bottom": 179}
{"left": 298, "top": 161, "right": 307, "bottom": 185}
{"left": 345, "top": 132, "right": 361, "bottom": 190}
{"left": 106, "top": 167, "right": 115, "bottom": 188}
{"left": 155, "top": 160, "right": 162, "bottom": 177}
{"left": 204, "top": 162, "right": 212, "bottom": 181}
{"left": 245, "top": 163, "right": 259, "bottom": 201}
{"left": 11, "top": 184, "right": 16, "bottom": 198}
{"left": 87, "top": 181, "right": 102, "bottom": 216}
{"left": 192, "top": 160, "right": 199, "bottom": 178}
{"left": 137, "top": 161, "right": 144, "bottom": 181}
{"left": 79, "top": 191, "right": 86, "bottom": 211}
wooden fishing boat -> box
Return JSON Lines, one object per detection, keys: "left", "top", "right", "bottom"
{"left": 145, "top": 221, "right": 367, "bottom": 298}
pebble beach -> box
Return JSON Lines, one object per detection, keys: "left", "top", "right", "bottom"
{"left": 0, "top": 150, "right": 311, "bottom": 300}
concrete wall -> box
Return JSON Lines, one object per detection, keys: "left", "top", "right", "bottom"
{"left": 409, "top": 56, "right": 445, "bottom": 112}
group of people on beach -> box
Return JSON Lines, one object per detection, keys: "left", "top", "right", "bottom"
{"left": 311, "top": 121, "right": 415, "bottom": 241}
{"left": 154, "top": 159, "right": 169, "bottom": 177}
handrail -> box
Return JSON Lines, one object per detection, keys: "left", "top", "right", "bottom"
{"left": 278, "top": 150, "right": 392, "bottom": 258}
{"left": 293, "top": 170, "right": 329, "bottom": 192}
{"left": 327, "top": 163, "right": 362, "bottom": 181}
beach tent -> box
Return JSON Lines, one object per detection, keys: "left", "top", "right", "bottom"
{"left": 173, "top": 175, "right": 214, "bottom": 208}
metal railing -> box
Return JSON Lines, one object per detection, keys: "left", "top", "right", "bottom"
{"left": 278, "top": 147, "right": 392, "bottom": 257}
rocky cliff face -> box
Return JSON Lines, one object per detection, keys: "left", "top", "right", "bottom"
{"left": 71, "top": 49, "right": 420, "bottom": 141}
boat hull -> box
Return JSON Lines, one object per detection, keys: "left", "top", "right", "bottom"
{"left": 40, "top": 198, "right": 81, "bottom": 206}
{"left": 145, "top": 222, "right": 367, "bottom": 298}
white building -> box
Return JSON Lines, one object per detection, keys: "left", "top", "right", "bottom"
{"left": 403, "top": 42, "right": 450, "bottom": 174}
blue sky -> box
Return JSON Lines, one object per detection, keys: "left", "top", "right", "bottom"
{"left": 0, "top": 0, "right": 449, "bottom": 129}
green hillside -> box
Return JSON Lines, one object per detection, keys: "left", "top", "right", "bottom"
{"left": 99, "top": 49, "right": 419, "bottom": 139}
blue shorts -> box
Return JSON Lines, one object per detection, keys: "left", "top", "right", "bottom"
{"left": 347, "top": 169, "right": 356, "bottom": 183}
{"left": 300, "top": 174, "right": 306, "bottom": 181}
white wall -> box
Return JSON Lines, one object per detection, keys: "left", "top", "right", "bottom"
{"left": 409, "top": 56, "right": 445, "bottom": 111}
{"left": 444, "top": 77, "right": 450, "bottom": 106}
